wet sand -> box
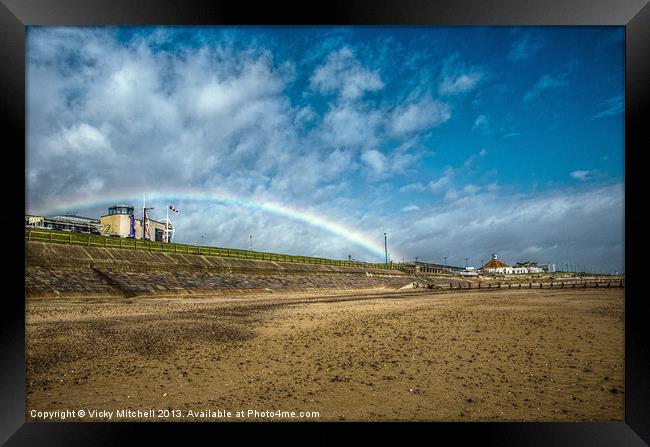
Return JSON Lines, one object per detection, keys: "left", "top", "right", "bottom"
{"left": 26, "top": 288, "right": 624, "bottom": 421}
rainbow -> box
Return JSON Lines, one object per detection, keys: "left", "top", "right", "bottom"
{"left": 30, "top": 189, "right": 397, "bottom": 261}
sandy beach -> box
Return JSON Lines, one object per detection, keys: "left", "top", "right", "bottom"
{"left": 26, "top": 287, "right": 624, "bottom": 422}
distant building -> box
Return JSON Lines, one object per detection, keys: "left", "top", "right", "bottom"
{"left": 100, "top": 205, "right": 174, "bottom": 242}
{"left": 25, "top": 214, "right": 101, "bottom": 234}
{"left": 481, "top": 254, "right": 543, "bottom": 275}
{"left": 481, "top": 253, "right": 510, "bottom": 274}
{"left": 412, "top": 262, "right": 452, "bottom": 274}
{"left": 26, "top": 204, "right": 175, "bottom": 242}
{"left": 459, "top": 266, "right": 478, "bottom": 276}
{"left": 515, "top": 261, "right": 538, "bottom": 268}
{"left": 538, "top": 263, "right": 556, "bottom": 273}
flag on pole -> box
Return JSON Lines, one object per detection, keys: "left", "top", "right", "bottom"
{"left": 169, "top": 205, "right": 179, "bottom": 212}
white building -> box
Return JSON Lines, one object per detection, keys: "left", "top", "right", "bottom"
{"left": 459, "top": 267, "right": 478, "bottom": 276}
{"left": 481, "top": 254, "right": 544, "bottom": 275}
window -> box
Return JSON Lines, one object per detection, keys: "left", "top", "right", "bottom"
{"left": 109, "top": 206, "right": 134, "bottom": 215}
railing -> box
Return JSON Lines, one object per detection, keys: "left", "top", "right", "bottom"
{"left": 25, "top": 228, "right": 388, "bottom": 269}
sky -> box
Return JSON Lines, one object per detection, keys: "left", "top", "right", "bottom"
{"left": 26, "top": 26, "right": 625, "bottom": 272}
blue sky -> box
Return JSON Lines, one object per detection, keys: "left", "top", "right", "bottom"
{"left": 26, "top": 26, "right": 625, "bottom": 271}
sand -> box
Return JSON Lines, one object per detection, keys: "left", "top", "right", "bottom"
{"left": 25, "top": 287, "right": 624, "bottom": 421}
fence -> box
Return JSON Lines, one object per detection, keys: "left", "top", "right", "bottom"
{"left": 25, "top": 228, "right": 388, "bottom": 269}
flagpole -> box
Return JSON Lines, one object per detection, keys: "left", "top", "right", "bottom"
{"left": 142, "top": 194, "right": 146, "bottom": 240}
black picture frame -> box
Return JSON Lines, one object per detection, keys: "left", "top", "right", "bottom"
{"left": 2, "top": 0, "right": 647, "bottom": 445}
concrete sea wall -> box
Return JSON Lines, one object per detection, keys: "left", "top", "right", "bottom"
{"left": 25, "top": 242, "right": 417, "bottom": 298}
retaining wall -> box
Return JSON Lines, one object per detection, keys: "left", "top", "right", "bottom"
{"left": 25, "top": 242, "right": 415, "bottom": 298}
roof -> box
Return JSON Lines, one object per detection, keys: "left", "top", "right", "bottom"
{"left": 50, "top": 215, "right": 100, "bottom": 223}
{"left": 482, "top": 258, "right": 511, "bottom": 269}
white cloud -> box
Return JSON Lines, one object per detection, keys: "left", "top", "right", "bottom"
{"left": 361, "top": 149, "right": 387, "bottom": 175}
{"left": 443, "top": 188, "right": 460, "bottom": 202}
{"left": 294, "top": 106, "right": 317, "bottom": 126}
{"left": 591, "top": 95, "right": 623, "bottom": 120}
{"left": 570, "top": 170, "right": 591, "bottom": 181}
{"left": 399, "top": 182, "right": 427, "bottom": 193}
{"left": 87, "top": 177, "right": 105, "bottom": 192}
{"left": 438, "top": 54, "right": 483, "bottom": 96}
{"left": 46, "top": 123, "right": 113, "bottom": 156}
{"left": 439, "top": 73, "right": 481, "bottom": 95}
{"left": 390, "top": 150, "right": 420, "bottom": 175}
{"left": 388, "top": 99, "right": 451, "bottom": 137}
{"left": 523, "top": 74, "right": 568, "bottom": 103}
{"left": 358, "top": 144, "right": 423, "bottom": 180}
{"left": 401, "top": 204, "right": 420, "bottom": 212}
{"left": 310, "top": 47, "right": 383, "bottom": 100}
{"left": 322, "top": 102, "right": 382, "bottom": 149}
{"left": 428, "top": 169, "right": 453, "bottom": 193}
{"left": 472, "top": 115, "right": 489, "bottom": 132}
{"left": 389, "top": 183, "right": 624, "bottom": 270}
{"left": 508, "top": 32, "right": 544, "bottom": 61}
{"left": 27, "top": 28, "right": 361, "bottom": 213}
{"left": 464, "top": 149, "right": 487, "bottom": 168}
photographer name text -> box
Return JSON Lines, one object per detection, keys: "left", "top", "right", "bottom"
{"left": 29, "top": 408, "right": 319, "bottom": 420}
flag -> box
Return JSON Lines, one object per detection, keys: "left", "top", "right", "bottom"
{"left": 169, "top": 205, "right": 179, "bottom": 213}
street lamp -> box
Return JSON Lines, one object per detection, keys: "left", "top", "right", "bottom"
{"left": 384, "top": 232, "right": 388, "bottom": 269}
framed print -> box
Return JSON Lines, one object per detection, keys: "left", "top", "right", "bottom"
{"left": 2, "top": 0, "right": 648, "bottom": 445}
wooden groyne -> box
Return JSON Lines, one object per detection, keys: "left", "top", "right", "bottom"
{"left": 438, "top": 279, "right": 624, "bottom": 290}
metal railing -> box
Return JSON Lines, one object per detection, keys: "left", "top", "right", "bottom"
{"left": 25, "top": 228, "right": 388, "bottom": 269}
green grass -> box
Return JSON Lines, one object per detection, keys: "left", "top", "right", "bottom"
{"left": 25, "top": 227, "right": 389, "bottom": 269}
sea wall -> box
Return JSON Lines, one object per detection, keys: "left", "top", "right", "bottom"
{"left": 25, "top": 241, "right": 417, "bottom": 298}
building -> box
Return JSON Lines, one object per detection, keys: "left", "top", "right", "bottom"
{"left": 99, "top": 205, "right": 174, "bottom": 242}
{"left": 459, "top": 267, "right": 478, "bottom": 277}
{"left": 413, "top": 262, "right": 452, "bottom": 274}
{"left": 538, "top": 263, "right": 556, "bottom": 273}
{"left": 396, "top": 260, "right": 469, "bottom": 275}
{"left": 26, "top": 204, "right": 175, "bottom": 242}
{"left": 481, "top": 254, "right": 544, "bottom": 275}
{"left": 481, "top": 253, "right": 511, "bottom": 274}
{"left": 515, "top": 261, "right": 538, "bottom": 268}
{"left": 25, "top": 214, "right": 101, "bottom": 234}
